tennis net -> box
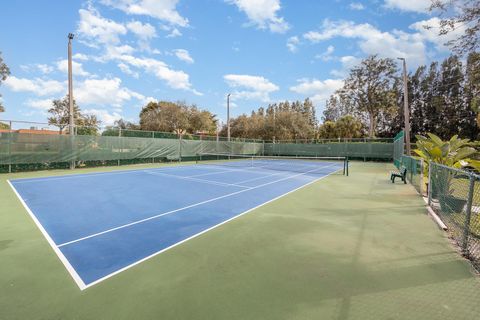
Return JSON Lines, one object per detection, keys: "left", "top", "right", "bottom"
{"left": 196, "top": 153, "right": 349, "bottom": 175}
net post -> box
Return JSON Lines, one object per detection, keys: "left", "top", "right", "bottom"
{"left": 346, "top": 156, "right": 349, "bottom": 176}
{"left": 461, "top": 175, "right": 475, "bottom": 255}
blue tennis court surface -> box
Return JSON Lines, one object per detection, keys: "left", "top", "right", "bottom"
{"left": 8, "top": 159, "right": 343, "bottom": 289}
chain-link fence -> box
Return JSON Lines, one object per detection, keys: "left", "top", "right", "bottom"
{"left": 399, "top": 155, "right": 424, "bottom": 195}
{"left": 393, "top": 131, "right": 404, "bottom": 167}
{"left": 0, "top": 131, "right": 265, "bottom": 173}
{"left": 0, "top": 119, "right": 264, "bottom": 143}
{"left": 264, "top": 141, "right": 393, "bottom": 160}
{"left": 267, "top": 137, "right": 394, "bottom": 144}
{"left": 0, "top": 119, "right": 398, "bottom": 173}
{"left": 428, "top": 162, "right": 480, "bottom": 271}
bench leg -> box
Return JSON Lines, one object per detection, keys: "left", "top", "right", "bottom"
{"left": 392, "top": 176, "right": 395, "bottom": 183}
{"left": 403, "top": 177, "right": 407, "bottom": 184}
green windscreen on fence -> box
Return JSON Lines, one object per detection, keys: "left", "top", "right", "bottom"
{"left": 0, "top": 131, "right": 265, "bottom": 168}
{"left": 393, "top": 131, "right": 404, "bottom": 167}
{"left": 263, "top": 141, "right": 393, "bottom": 159}
{"left": 0, "top": 130, "right": 395, "bottom": 172}
{"left": 400, "top": 155, "right": 424, "bottom": 194}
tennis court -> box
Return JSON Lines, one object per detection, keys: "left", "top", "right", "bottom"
{"left": 2, "top": 160, "right": 480, "bottom": 319}
{"left": 7, "top": 155, "right": 346, "bottom": 289}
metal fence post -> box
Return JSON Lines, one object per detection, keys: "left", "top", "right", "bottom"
{"left": 118, "top": 128, "right": 122, "bottom": 166}
{"left": 410, "top": 157, "right": 413, "bottom": 183}
{"left": 178, "top": 134, "right": 182, "bottom": 162}
{"left": 428, "top": 162, "right": 433, "bottom": 206}
{"left": 420, "top": 158, "right": 424, "bottom": 195}
{"left": 7, "top": 120, "right": 12, "bottom": 173}
{"left": 462, "top": 175, "right": 475, "bottom": 255}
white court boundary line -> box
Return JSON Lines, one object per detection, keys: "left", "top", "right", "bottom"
{"left": 82, "top": 165, "right": 342, "bottom": 289}
{"left": 7, "top": 180, "right": 87, "bottom": 290}
{"left": 10, "top": 163, "right": 343, "bottom": 290}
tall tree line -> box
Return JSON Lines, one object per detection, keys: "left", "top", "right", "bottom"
{"left": 324, "top": 52, "right": 480, "bottom": 140}
{"left": 219, "top": 99, "right": 317, "bottom": 141}
{"left": 139, "top": 101, "right": 218, "bottom": 135}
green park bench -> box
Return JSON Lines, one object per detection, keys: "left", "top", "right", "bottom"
{"left": 391, "top": 166, "right": 407, "bottom": 184}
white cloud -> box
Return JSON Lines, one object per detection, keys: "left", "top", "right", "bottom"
{"left": 75, "top": 5, "right": 200, "bottom": 95}
{"left": 73, "top": 53, "right": 89, "bottom": 61}
{"left": 290, "top": 78, "right": 344, "bottom": 105}
{"left": 77, "top": 8, "right": 158, "bottom": 52}
{"left": 126, "top": 20, "right": 157, "bottom": 39}
{"left": 19, "top": 64, "right": 54, "bottom": 74}
{"left": 303, "top": 19, "right": 427, "bottom": 66}
{"left": 173, "top": 49, "right": 194, "bottom": 64}
{"left": 26, "top": 98, "right": 54, "bottom": 111}
{"left": 105, "top": 45, "right": 136, "bottom": 59}
{"left": 304, "top": 20, "right": 379, "bottom": 43}
{"left": 75, "top": 77, "right": 148, "bottom": 108}
{"left": 287, "top": 36, "right": 300, "bottom": 53}
{"left": 227, "top": 0, "right": 289, "bottom": 33}
{"left": 315, "top": 45, "right": 335, "bottom": 61}
{"left": 160, "top": 24, "right": 183, "bottom": 38}
{"left": 409, "top": 17, "right": 467, "bottom": 51}
{"left": 77, "top": 7, "right": 127, "bottom": 46}
{"left": 100, "top": 0, "right": 188, "bottom": 27}
{"left": 117, "top": 55, "right": 201, "bottom": 95}
{"left": 82, "top": 109, "right": 123, "bottom": 126}
{"left": 384, "top": 0, "right": 430, "bottom": 13}
{"left": 36, "top": 64, "right": 54, "bottom": 74}
{"left": 166, "top": 28, "right": 182, "bottom": 38}
{"left": 330, "top": 55, "right": 362, "bottom": 77}
{"left": 118, "top": 63, "right": 140, "bottom": 78}
{"left": 127, "top": 20, "right": 157, "bottom": 51}
{"left": 4, "top": 76, "right": 65, "bottom": 96}
{"left": 56, "top": 59, "right": 90, "bottom": 77}
{"left": 349, "top": 2, "right": 365, "bottom": 10}
{"left": 224, "top": 74, "right": 279, "bottom": 102}
{"left": 77, "top": 49, "right": 199, "bottom": 94}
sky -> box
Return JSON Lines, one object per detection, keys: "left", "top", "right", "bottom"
{"left": 0, "top": 0, "right": 462, "bottom": 127}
